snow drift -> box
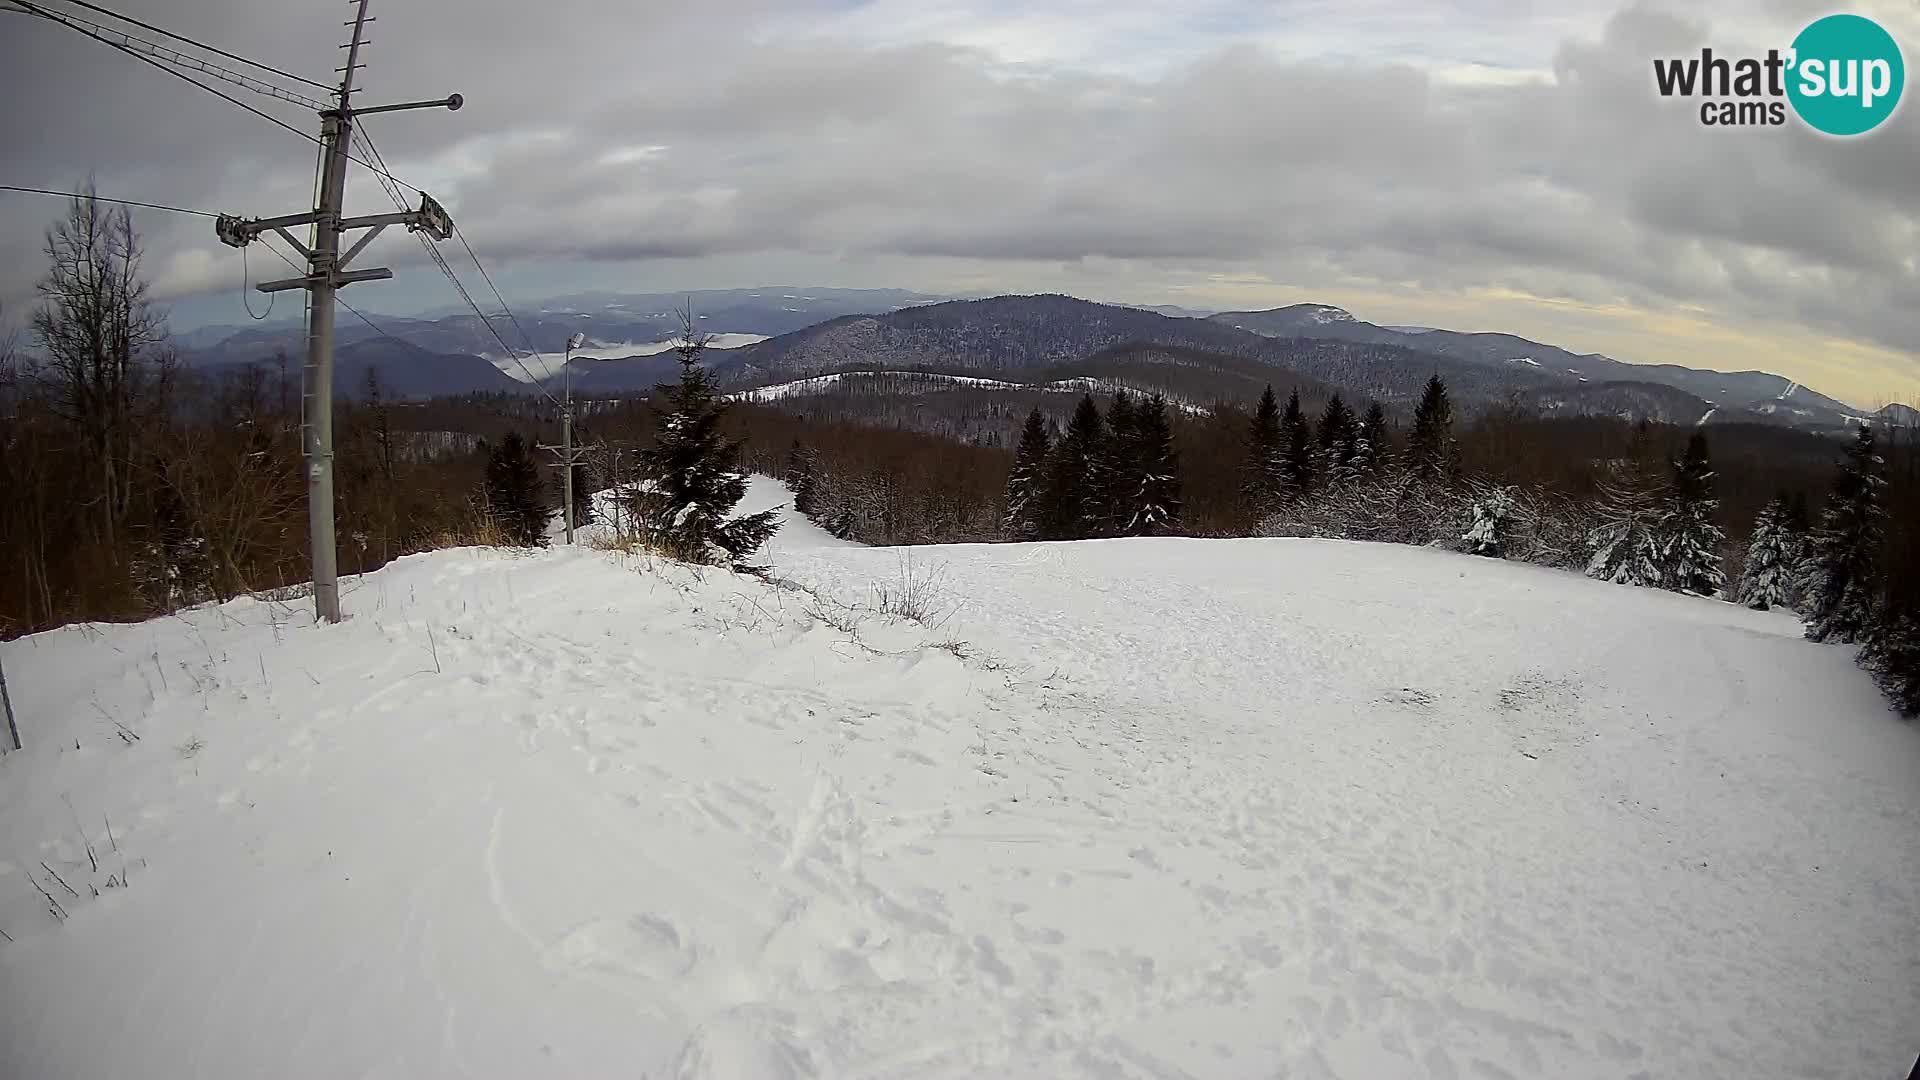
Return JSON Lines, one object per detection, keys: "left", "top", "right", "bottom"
{"left": 2, "top": 477, "right": 1916, "bottom": 1079}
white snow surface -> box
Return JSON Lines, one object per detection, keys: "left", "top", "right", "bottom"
{"left": 552, "top": 476, "right": 854, "bottom": 552}
{"left": 3, "top": 477, "right": 1918, "bottom": 1079}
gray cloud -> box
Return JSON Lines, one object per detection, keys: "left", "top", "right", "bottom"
{"left": 0, "top": 0, "right": 1914, "bottom": 385}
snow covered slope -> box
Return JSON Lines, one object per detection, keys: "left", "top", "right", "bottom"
{"left": 549, "top": 475, "right": 854, "bottom": 552}
{"left": 3, "top": 483, "right": 1917, "bottom": 1079}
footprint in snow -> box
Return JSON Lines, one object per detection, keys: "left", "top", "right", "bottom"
{"left": 549, "top": 913, "right": 696, "bottom": 981}
{"left": 671, "top": 1007, "right": 816, "bottom": 1080}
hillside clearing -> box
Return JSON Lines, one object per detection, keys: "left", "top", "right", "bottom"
{"left": 1, "top": 480, "right": 1915, "bottom": 1079}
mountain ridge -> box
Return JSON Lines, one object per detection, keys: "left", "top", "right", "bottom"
{"left": 167, "top": 288, "right": 1871, "bottom": 433}
{"left": 1207, "top": 303, "right": 1861, "bottom": 422}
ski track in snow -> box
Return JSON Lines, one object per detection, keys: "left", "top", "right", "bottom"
{"left": 1, "top": 477, "right": 1917, "bottom": 1079}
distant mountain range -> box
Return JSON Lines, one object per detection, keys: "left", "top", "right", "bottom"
{"left": 710, "top": 295, "right": 1871, "bottom": 432}
{"left": 1203, "top": 303, "right": 1866, "bottom": 428}
{"left": 174, "top": 287, "right": 951, "bottom": 396}
{"left": 169, "top": 287, "right": 1889, "bottom": 436}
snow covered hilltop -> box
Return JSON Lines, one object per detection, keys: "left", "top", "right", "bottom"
{"left": 2, "top": 479, "right": 1917, "bottom": 1078}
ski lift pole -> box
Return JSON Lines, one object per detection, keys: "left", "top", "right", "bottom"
{"left": 1, "top": 650, "right": 20, "bottom": 752}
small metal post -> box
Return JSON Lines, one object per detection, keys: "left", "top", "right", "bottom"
{"left": 1, "top": 651, "right": 21, "bottom": 752}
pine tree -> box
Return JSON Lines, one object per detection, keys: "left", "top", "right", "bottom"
{"left": 630, "top": 338, "right": 779, "bottom": 565}
{"left": 1784, "top": 491, "right": 1812, "bottom": 534}
{"left": 1658, "top": 431, "right": 1726, "bottom": 596}
{"left": 1003, "top": 409, "right": 1052, "bottom": 538}
{"left": 484, "top": 430, "right": 552, "bottom": 546}
{"left": 1317, "top": 394, "right": 1360, "bottom": 489}
{"left": 1461, "top": 486, "right": 1517, "bottom": 558}
{"left": 1242, "top": 385, "right": 1286, "bottom": 513}
{"left": 827, "top": 503, "right": 857, "bottom": 541}
{"left": 783, "top": 440, "right": 819, "bottom": 517}
{"left": 1354, "top": 401, "right": 1390, "bottom": 480}
{"left": 1782, "top": 490, "right": 1816, "bottom": 608}
{"left": 1103, "top": 391, "right": 1141, "bottom": 536}
{"left": 1279, "top": 389, "right": 1315, "bottom": 499}
{"left": 1859, "top": 608, "right": 1920, "bottom": 716}
{"left": 1586, "top": 422, "right": 1667, "bottom": 587}
{"left": 1408, "top": 375, "right": 1457, "bottom": 484}
{"left": 1805, "top": 424, "right": 1886, "bottom": 644}
{"left": 1125, "top": 394, "right": 1182, "bottom": 535}
{"left": 1040, "top": 395, "right": 1106, "bottom": 540}
{"left": 1738, "top": 497, "right": 1798, "bottom": 610}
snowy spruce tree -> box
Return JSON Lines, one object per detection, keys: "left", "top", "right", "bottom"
{"left": 1658, "top": 432, "right": 1726, "bottom": 596}
{"left": 826, "top": 503, "right": 857, "bottom": 542}
{"left": 1040, "top": 395, "right": 1106, "bottom": 540}
{"left": 1123, "top": 394, "right": 1182, "bottom": 535}
{"left": 1738, "top": 496, "right": 1798, "bottom": 611}
{"left": 1408, "top": 375, "right": 1457, "bottom": 484}
{"left": 1318, "top": 394, "right": 1360, "bottom": 489}
{"left": 1103, "top": 391, "right": 1141, "bottom": 535}
{"left": 631, "top": 337, "right": 779, "bottom": 565}
{"left": 1242, "top": 385, "right": 1286, "bottom": 514}
{"left": 783, "top": 440, "right": 819, "bottom": 518}
{"left": 1585, "top": 423, "right": 1667, "bottom": 587}
{"left": 1003, "top": 409, "right": 1052, "bottom": 538}
{"left": 484, "top": 431, "right": 552, "bottom": 547}
{"left": 1354, "top": 400, "right": 1390, "bottom": 480}
{"left": 1780, "top": 492, "right": 1817, "bottom": 609}
{"left": 1804, "top": 424, "right": 1886, "bottom": 644}
{"left": 1462, "top": 486, "right": 1518, "bottom": 558}
{"left": 1279, "top": 389, "right": 1315, "bottom": 498}
{"left": 1860, "top": 609, "right": 1920, "bottom": 717}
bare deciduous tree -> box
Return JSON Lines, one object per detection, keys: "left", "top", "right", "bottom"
{"left": 28, "top": 185, "right": 172, "bottom": 551}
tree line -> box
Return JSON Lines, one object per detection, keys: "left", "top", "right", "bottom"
{"left": 998, "top": 390, "right": 1182, "bottom": 540}
{"left": 0, "top": 194, "right": 789, "bottom": 634}
{"left": 6, "top": 191, "right": 1916, "bottom": 719}
{"left": 1, "top": 193, "right": 504, "bottom": 633}
{"left": 772, "top": 366, "right": 1920, "bottom": 718}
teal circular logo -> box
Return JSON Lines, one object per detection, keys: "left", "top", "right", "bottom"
{"left": 1787, "top": 14, "right": 1905, "bottom": 136}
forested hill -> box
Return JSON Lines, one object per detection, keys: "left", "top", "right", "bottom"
{"left": 716, "top": 294, "right": 1867, "bottom": 433}
{"left": 713, "top": 294, "right": 1567, "bottom": 409}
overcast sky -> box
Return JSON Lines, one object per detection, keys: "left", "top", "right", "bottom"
{"left": 2, "top": 0, "right": 1916, "bottom": 405}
